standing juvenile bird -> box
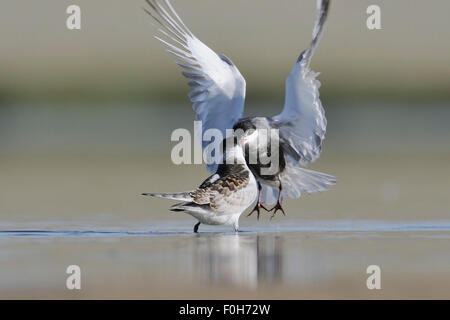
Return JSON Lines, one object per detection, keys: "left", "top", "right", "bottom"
{"left": 142, "top": 137, "right": 258, "bottom": 233}
{"left": 143, "top": 0, "right": 335, "bottom": 220}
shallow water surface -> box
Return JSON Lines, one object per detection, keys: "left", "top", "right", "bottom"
{"left": 0, "top": 220, "right": 449, "bottom": 299}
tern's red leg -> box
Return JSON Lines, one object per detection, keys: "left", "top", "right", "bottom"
{"left": 270, "top": 179, "right": 286, "bottom": 219}
{"left": 248, "top": 182, "right": 269, "bottom": 220}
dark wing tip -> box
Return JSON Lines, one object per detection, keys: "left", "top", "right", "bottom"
{"left": 297, "top": 0, "right": 331, "bottom": 65}
{"left": 297, "top": 49, "right": 308, "bottom": 63}
{"left": 218, "top": 54, "right": 234, "bottom": 66}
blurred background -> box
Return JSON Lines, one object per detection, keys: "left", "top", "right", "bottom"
{"left": 0, "top": 0, "right": 449, "bottom": 299}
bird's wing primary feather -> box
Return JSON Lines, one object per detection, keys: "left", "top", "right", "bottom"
{"left": 144, "top": 0, "right": 247, "bottom": 173}
{"left": 272, "top": 0, "right": 330, "bottom": 166}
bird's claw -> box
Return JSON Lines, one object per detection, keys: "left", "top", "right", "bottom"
{"left": 269, "top": 201, "right": 286, "bottom": 220}
{"left": 247, "top": 202, "right": 269, "bottom": 220}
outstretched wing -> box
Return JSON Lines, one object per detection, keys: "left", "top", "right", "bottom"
{"left": 144, "top": 0, "right": 246, "bottom": 173}
{"left": 272, "top": 0, "right": 330, "bottom": 165}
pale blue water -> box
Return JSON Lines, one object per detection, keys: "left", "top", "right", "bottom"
{"left": 1, "top": 220, "right": 450, "bottom": 238}
{"left": 0, "top": 219, "right": 449, "bottom": 298}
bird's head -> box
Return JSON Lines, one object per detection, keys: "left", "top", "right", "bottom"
{"left": 234, "top": 128, "right": 258, "bottom": 148}
{"left": 221, "top": 135, "right": 247, "bottom": 165}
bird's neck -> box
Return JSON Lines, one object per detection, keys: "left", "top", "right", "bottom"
{"left": 223, "top": 145, "right": 246, "bottom": 165}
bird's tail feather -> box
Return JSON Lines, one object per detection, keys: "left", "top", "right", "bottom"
{"left": 142, "top": 192, "right": 192, "bottom": 202}
{"left": 260, "top": 166, "right": 336, "bottom": 204}
{"left": 281, "top": 165, "right": 336, "bottom": 199}
{"left": 169, "top": 202, "right": 188, "bottom": 212}
{"left": 170, "top": 202, "right": 208, "bottom": 214}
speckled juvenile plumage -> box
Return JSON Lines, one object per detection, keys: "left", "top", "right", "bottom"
{"left": 143, "top": 139, "right": 257, "bottom": 233}
{"left": 190, "top": 166, "right": 249, "bottom": 207}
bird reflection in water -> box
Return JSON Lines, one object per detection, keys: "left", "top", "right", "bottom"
{"left": 191, "top": 234, "right": 282, "bottom": 289}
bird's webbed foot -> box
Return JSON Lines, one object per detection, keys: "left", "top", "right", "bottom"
{"left": 269, "top": 201, "right": 286, "bottom": 220}
{"left": 247, "top": 201, "right": 269, "bottom": 220}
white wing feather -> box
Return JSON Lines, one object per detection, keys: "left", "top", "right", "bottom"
{"left": 144, "top": 0, "right": 246, "bottom": 173}
{"left": 272, "top": 0, "right": 330, "bottom": 165}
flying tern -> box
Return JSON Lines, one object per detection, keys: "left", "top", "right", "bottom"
{"left": 144, "top": 0, "right": 336, "bottom": 219}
